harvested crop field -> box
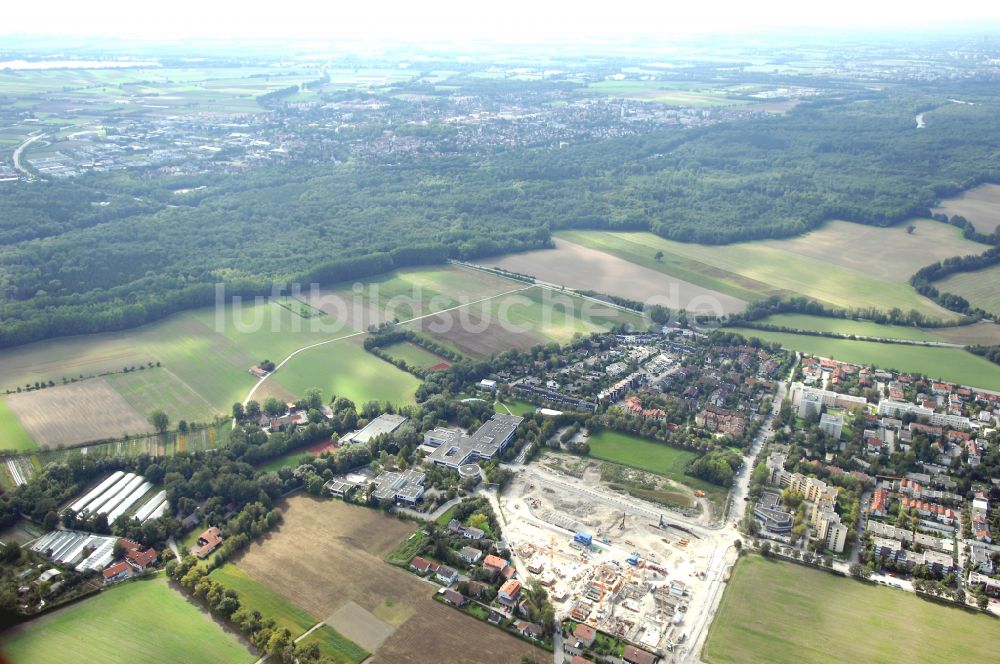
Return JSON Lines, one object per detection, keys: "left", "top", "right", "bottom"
{"left": 932, "top": 183, "right": 1000, "bottom": 235}
{"left": 559, "top": 220, "right": 981, "bottom": 319}
{"left": 5, "top": 378, "right": 152, "bottom": 448}
{"left": 926, "top": 321, "right": 1000, "bottom": 346}
{"left": 233, "top": 496, "right": 545, "bottom": 664}
{"left": 408, "top": 306, "right": 548, "bottom": 358}
{"left": 934, "top": 263, "right": 1000, "bottom": 317}
{"left": 489, "top": 238, "right": 747, "bottom": 314}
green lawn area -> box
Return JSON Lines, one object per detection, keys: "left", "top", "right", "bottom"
{"left": 256, "top": 450, "right": 315, "bottom": 473}
{"left": 935, "top": 263, "right": 1000, "bottom": 317}
{"left": 385, "top": 528, "right": 426, "bottom": 566}
{"left": 754, "top": 314, "right": 942, "bottom": 342}
{"left": 435, "top": 505, "right": 458, "bottom": 526}
{"left": 0, "top": 576, "right": 255, "bottom": 664}
{"left": 727, "top": 328, "right": 1000, "bottom": 391}
{"left": 273, "top": 338, "right": 421, "bottom": 406}
{"left": 557, "top": 226, "right": 969, "bottom": 319}
{"left": 0, "top": 398, "right": 36, "bottom": 452}
{"left": 210, "top": 564, "right": 367, "bottom": 664}
{"left": 704, "top": 554, "right": 1000, "bottom": 664}
{"left": 381, "top": 341, "right": 451, "bottom": 370}
{"left": 494, "top": 400, "right": 537, "bottom": 416}
{"left": 586, "top": 430, "right": 724, "bottom": 503}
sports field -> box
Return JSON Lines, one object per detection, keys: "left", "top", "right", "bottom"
{"left": 752, "top": 314, "right": 941, "bottom": 342}
{"left": 558, "top": 220, "right": 980, "bottom": 319}
{"left": 727, "top": 328, "right": 1000, "bottom": 390}
{"left": 0, "top": 577, "right": 255, "bottom": 664}
{"left": 935, "top": 263, "right": 1000, "bottom": 317}
{"left": 0, "top": 398, "right": 37, "bottom": 452}
{"left": 210, "top": 564, "right": 367, "bottom": 663}
{"left": 231, "top": 495, "right": 546, "bottom": 664}
{"left": 586, "top": 430, "right": 723, "bottom": 502}
{"left": 703, "top": 554, "right": 1000, "bottom": 664}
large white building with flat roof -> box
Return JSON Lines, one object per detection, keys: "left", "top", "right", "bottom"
{"left": 424, "top": 414, "right": 523, "bottom": 469}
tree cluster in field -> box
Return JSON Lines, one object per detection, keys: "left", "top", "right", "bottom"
{"left": 362, "top": 325, "right": 464, "bottom": 378}
{"left": 167, "top": 556, "right": 340, "bottom": 664}
{"left": 730, "top": 295, "right": 972, "bottom": 329}
{"left": 4, "top": 84, "right": 1000, "bottom": 347}
{"left": 968, "top": 345, "right": 1000, "bottom": 367}
{"left": 910, "top": 245, "right": 1000, "bottom": 320}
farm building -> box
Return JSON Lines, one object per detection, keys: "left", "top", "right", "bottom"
{"left": 102, "top": 561, "right": 134, "bottom": 585}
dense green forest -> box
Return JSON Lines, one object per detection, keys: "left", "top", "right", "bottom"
{"left": 2, "top": 84, "right": 1000, "bottom": 347}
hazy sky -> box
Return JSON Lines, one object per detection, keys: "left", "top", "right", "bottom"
{"left": 3, "top": 0, "right": 1000, "bottom": 41}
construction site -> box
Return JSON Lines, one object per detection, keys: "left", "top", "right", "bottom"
{"left": 498, "top": 462, "right": 729, "bottom": 658}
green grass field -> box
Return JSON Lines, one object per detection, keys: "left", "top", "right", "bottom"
{"left": 494, "top": 400, "right": 537, "bottom": 416}
{"left": 0, "top": 577, "right": 254, "bottom": 664}
{"left": 728, "top": 327, "right": 1000, "bottom": 390}
{"left": 0, "top": 398, "right": 37, "bottom": 452}
{"left": 381, "top": 341, "right": 450, "bottom": 370}
{"left": 210, "top": 564, "right": 367, "bottom": 664}
{"left": 935, "top": 263, "right": 1000, "bottom": 317}
{"left": 704, "top": 554, "right": 1000, "bottom": 664}
{"left": 272, "top": 338, "right": 422, "bottom": 406}
{"left": 586, "top": 430, "right": 724, "bottom": 502}
{"left": 585, "top": 80, "right": 740, "bottom": 106}
{"left": 558, "top": 223, "right": 978, "bottom": 319}
{"left": 753, "top": 314, "right": 942, "bottom": 342}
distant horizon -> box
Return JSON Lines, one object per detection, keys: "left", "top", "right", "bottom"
{"left": 3, "top": 1, "right": 1000, "bottom": 44}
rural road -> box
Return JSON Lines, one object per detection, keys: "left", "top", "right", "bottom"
{"left": 12, "top": 132, "right": 46, "bottom": 177}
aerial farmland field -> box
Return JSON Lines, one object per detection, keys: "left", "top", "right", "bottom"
{"left": 727, "top": 327, "right": 1000, "bottom": 390}
{"left": 932, "top": 183, "right": 1000, "bottom": 234}
{"left": 0, "top": 577, "right": 255, "bottom": 664}
{"left": 749, "top": 314, "right": 942, "bottom": 342}
{"left": 489, "top": 238, "right": 747, "bottom": 314}
{"left": 704, "top": 554, "right": 1000, "bottom": 664}
{"left": 230, "top": 496, "right": 546, "bottom": 664}
{"left": 934, "top": 263, "right": 1000, "bottom": 317}
{"left": 5, "top": 378, "right": 153, "bottom": 449}
{"left": 558, "top": 219, "right": 981, "bottom": 318}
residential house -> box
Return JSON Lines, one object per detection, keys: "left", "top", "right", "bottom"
{"left": 572, "top": 623, "right": 596, "bottom": 648}
{"left": 436, "top": 565, "right": 459, "bottom": 586}
{"left": 459, "top": 546, "right": 483, "bottom": 565}
{"left": 410, "top": 556, "right": 438, "bottom": 575}
{"left": 498, "top": 579, "right": 522, "bottom": 607}
{"left": 191, "top": 527, "right": 223, "bottom": 559}
{"left": 125, "top": 547, "right": 157, "bottom": 571}
{"left": 482, "top": 555, "right": 509, "bottom": 579}
{"left": 102, "top": 561, "right": 134, "bottom": 585}
{"left": 442, "top": 589, "right": 467, "bottom": 607}
{"left": 514, "top": 620, "right": 544, "bottom": 640}
{"left": 623, "top": 645, "right": 659, "bottom": 664}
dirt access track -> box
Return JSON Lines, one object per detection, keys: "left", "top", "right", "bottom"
{"left": 233, "top": 495, "right": 546, "bottom": 664}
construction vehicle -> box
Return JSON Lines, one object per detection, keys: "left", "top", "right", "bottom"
{"left": 626, "top": 552, "right": 640, "bottom": 566}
